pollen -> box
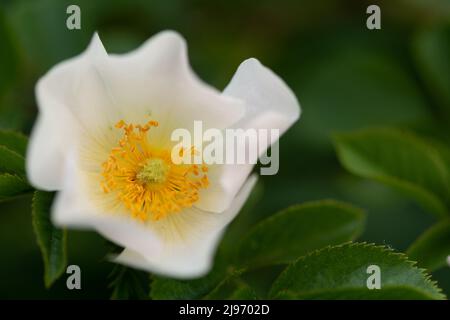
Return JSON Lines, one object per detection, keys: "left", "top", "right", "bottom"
{"left": 101, "top": 119, "right": 209, "bottom": 221}
{"left": 136, "top": 159, "right": 168, "bottom": 184}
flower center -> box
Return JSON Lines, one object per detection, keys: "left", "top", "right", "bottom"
{"left": 101, "top": 119, "right": 209, "bottom": 221}
{"left": 136, "top": 158, "right": 168, "bottom": 184}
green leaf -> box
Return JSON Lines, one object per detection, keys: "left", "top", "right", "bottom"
{"left": 225, "top": 284, "right": 258, "bottom": 300}
{"left": 32, "top": 191, "right": 67, "bottom": 288}
{"left": 0, "top": 173, "right": 32, "bottom": 201}
{"left": 269, "top": 243, "right": 445, "bottom": 300}
{"left": 333, "top": 128, "right": 450, "bottom": 217}
{"left": 236, "top": 200, "right": 365, "bottom": 268}
{"left": 413, "top": 25, "right": 450, "bottom": 117}
{"left": 275, "top": 286, "right": 442, "bottom": 300}
{"left": 0, "top": 145, "right": 25, "bottom": 175}
{"left": 204, "top": 272, "right": 258, "bottom": 300}
{"left": 0, "top": 130, "right": 27, "bottom": 176}
{"left": 109, "top": 265, "right": 149, "bottom": 300}
{"left": 407, "top": 219, "right": 450, "bottom": 271}
{"left": 0, "top": 130, "right": 28, "bottom": 156}
{"left": 431, "top": 140, "right": 450, "bottom": 176}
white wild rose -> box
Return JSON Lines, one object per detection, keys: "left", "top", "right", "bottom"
{"left": 27, "top": 31, "right": 300, "bottom": 278}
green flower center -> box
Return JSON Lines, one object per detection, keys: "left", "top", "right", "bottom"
{"left": 137, "top": 158, "right": 169, "bottom": 184}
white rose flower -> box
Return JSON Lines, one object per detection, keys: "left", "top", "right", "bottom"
{"left": 26, "top": 31, "right": 300, "bottom": 278}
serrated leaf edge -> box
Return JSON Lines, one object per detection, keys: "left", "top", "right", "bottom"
{"left": 236, "top": 200, "right": 366, "bottom": 268}
{"left": 270, "top": 242, "right": 446, "bottom": 300}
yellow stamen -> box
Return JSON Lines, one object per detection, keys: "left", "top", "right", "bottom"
{"left": 101, "top": 119, "right": 208, "bottom": 221}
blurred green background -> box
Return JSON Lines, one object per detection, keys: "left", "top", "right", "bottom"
{"left": 0, "top": 0, "right": 449, "bottom": 299}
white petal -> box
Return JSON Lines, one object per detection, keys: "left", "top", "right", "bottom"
{"left": 195, "top": 58, "right": 300, "bottom": 213}
{"left": 114, "top": 174, "right": 258, "bottom": 278}
{"left": 195, "top": 163, "right": 250, "bottom": 213}
{"left": 224, "top": 58, "right": 300, "bottom": 135}
{"left": 26, "top": 33, "right": 110, "bottom": 191}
